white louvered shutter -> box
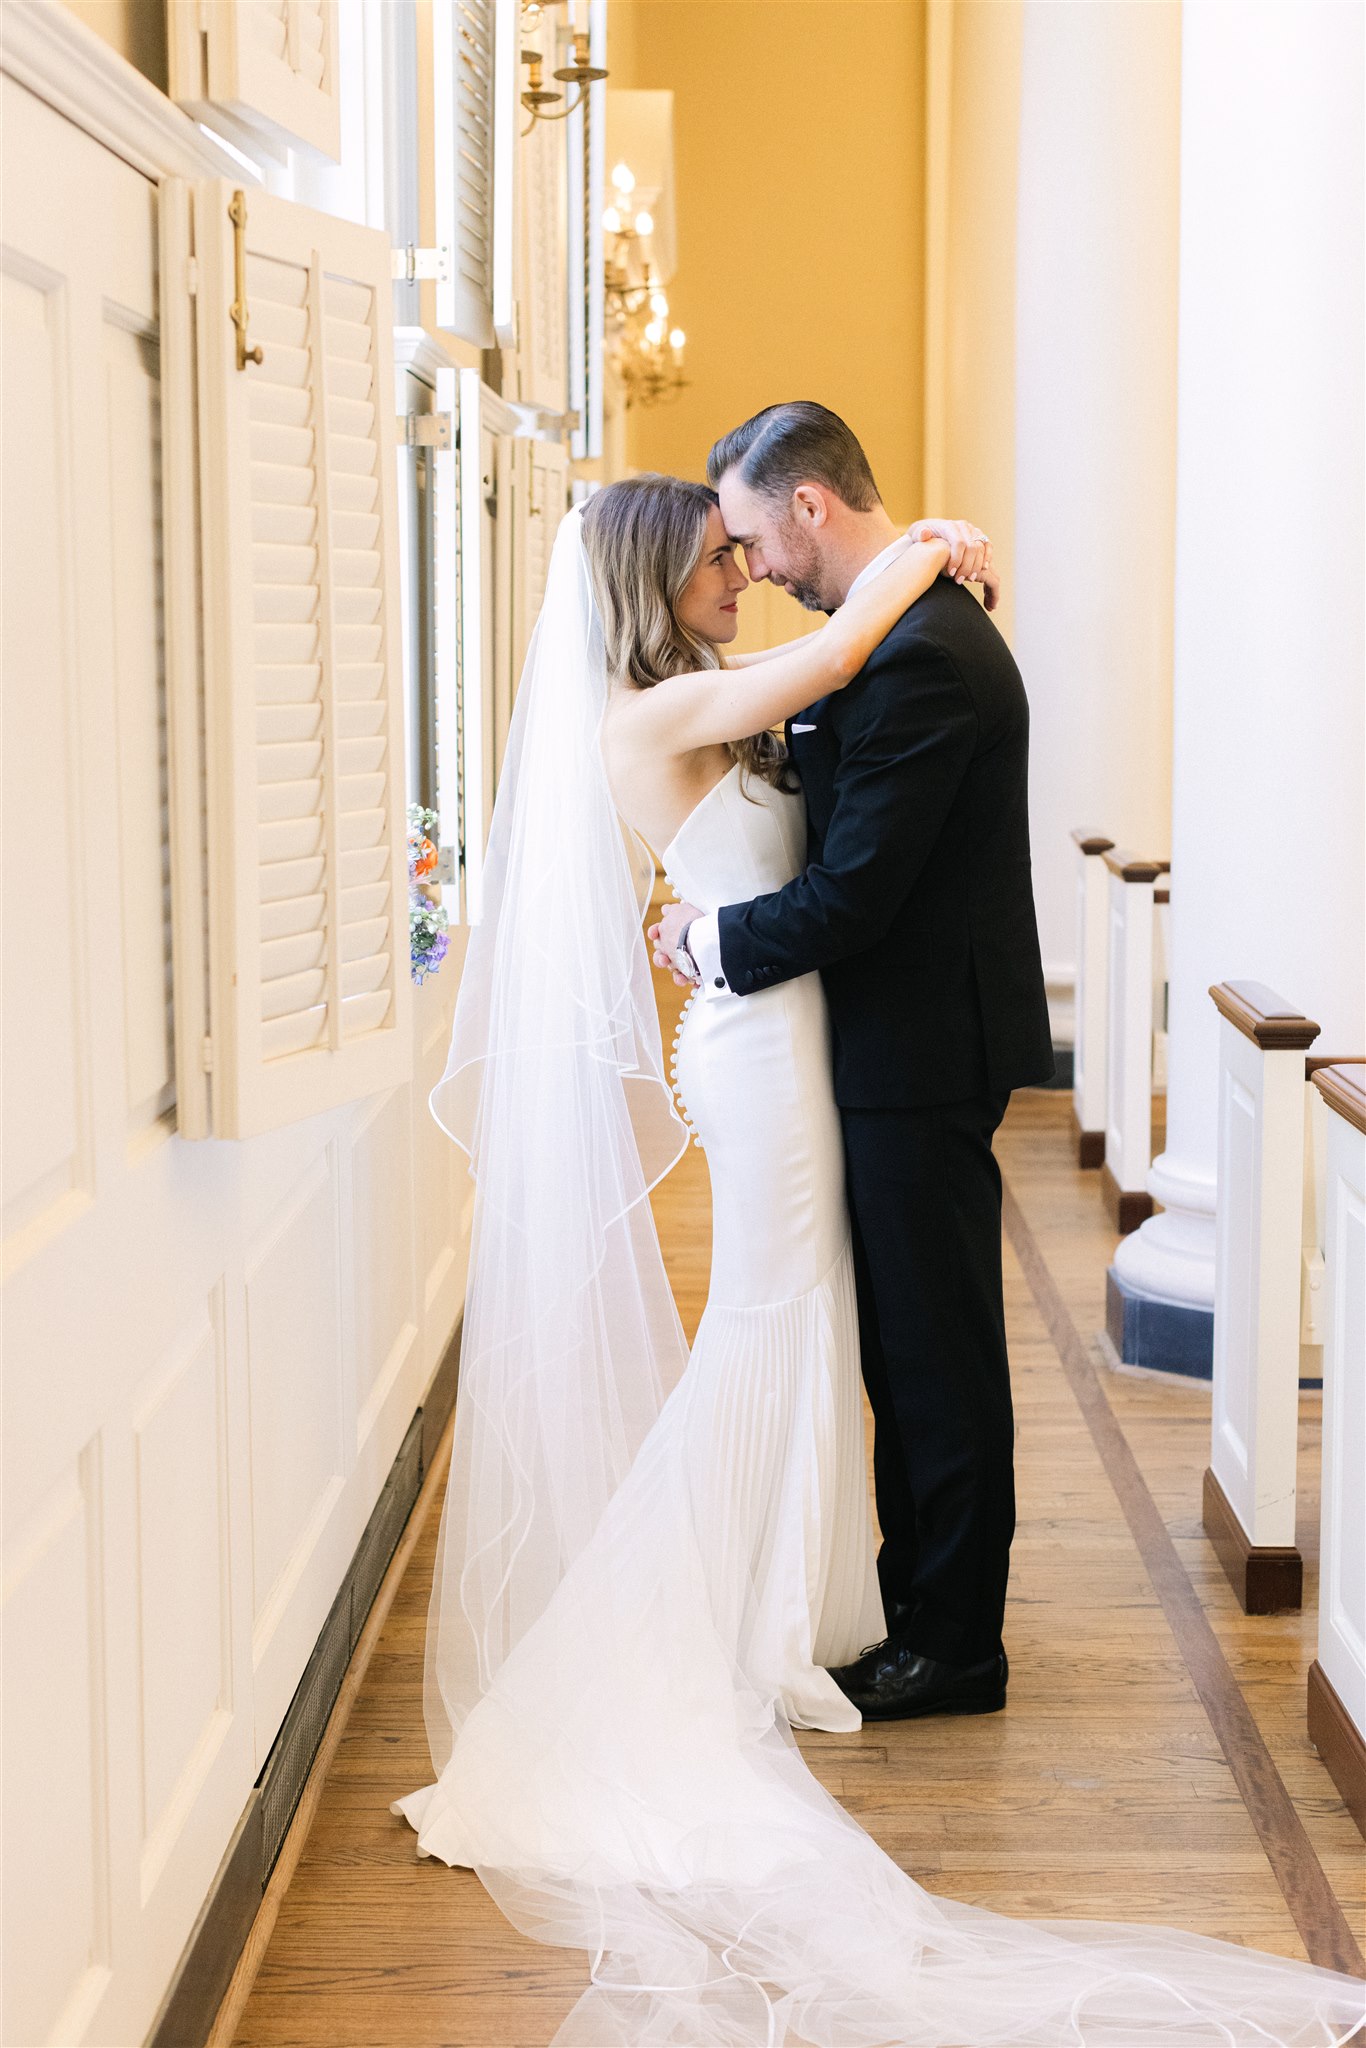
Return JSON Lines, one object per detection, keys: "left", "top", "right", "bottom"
{"left": 433, "top": 0, "right": 517, "bottom": 348}
{"left": 168, "top": 1, "right": 342, "bottom": 163}
{"left": 513, "top": 439, "right": 570, "bottom": 686}
{"left": 430, "top": 365, "right": 465, "bottom": 919}
{"left": 490, "top": 431, "right": 516, "bottom": 784}
{"left": 456, "top": 370, "right": 495, "bottom": 921}
{"left": 517, "top": 82, "right": 568, "bottom": 412}
{"left": 172, "top": 180, "right": 411, "bottom": 1138}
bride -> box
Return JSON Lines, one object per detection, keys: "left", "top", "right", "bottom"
{"left": 390, "top": 480, "right": 1362, "bottom": 2046}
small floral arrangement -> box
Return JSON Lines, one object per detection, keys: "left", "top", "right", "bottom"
{"left": 407, "top": 802, "right": 451, "bottom": 985}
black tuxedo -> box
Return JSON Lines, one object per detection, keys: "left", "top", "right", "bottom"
{"left": 716, "top": 576, "right": 1053, "bottom": 1663}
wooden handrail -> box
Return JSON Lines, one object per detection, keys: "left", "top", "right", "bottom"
{"left": 1312, "top": 1062, "right": 1366, "bottom": 1136}
{"left": 1306, "top": 1053, "right": 1366, "bottom": 1079}
{"left": 1209, "top": 980, "right": 1321, "bottom": 1052}
{"left": 1071, "top": 829, "right": 1115, "bottom": 855}
{"left": 1102, "top": 848, "right": 1169, "bottom": 883}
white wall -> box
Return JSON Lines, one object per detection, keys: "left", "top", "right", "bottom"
{"left": 930, "top": 0, "right": 1180, "bottom": 1036}
{"left": 1163, "top": 0, "right": 1365, "bottom": 1125}
{"left": 1116, "top": 0, "right": 1365, "bottom": 1311}
{"left": 0, "top": 64, "right": 475, "bottom": 2040}
{"left": 1012, "top": 0, "right": 1181, "bottom": 993}
{"left": 0, "top": 0, "right": 576, "bottom": 2033}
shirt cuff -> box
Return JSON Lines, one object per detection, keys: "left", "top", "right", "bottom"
{"left": 687, "top": 913, "right": 731, "bottom": 997}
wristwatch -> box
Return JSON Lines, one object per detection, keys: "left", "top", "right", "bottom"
{"left": 674, "top": 919, "right": 701, "bottom": 983}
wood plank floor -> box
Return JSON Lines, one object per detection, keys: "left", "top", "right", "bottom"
{"left": 217, "top": 978, "right": 1364, "bottom": 2047}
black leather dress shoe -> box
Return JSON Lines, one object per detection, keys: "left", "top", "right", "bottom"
{"left": 828, "top": 1633, "right": 1008, "bottom": 1722}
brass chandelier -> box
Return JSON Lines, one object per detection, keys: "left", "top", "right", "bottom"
{"left": 603, "top": 161, "right": 687, "bottom": 410}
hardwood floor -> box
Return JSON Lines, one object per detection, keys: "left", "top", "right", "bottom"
{"left": 215, "top": 980, "right": 1363, "bottom": 2047}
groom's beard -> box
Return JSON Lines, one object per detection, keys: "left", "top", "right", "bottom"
{"left": 774, "top": 523, "right": 833, "bottom": 611}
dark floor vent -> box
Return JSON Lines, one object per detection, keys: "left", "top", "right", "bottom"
{"left": 257, "top": 1588, "right": 350, "bottom": 1881}
{"left": 256, "top": 1410, "right": 424, "bottom": 1882}
{"left": 351, "top": 1409, "right": 424, "bottom": 1654}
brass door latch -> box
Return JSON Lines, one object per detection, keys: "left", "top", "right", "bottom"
{"left": 228, "top": 189, "right": 263, "bottom": 371}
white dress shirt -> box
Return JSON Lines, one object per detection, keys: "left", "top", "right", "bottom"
{"left": 684, "top": 531, "right": 917, "bottom": 997}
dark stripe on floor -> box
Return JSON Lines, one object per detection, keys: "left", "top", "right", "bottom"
{"left": 1001, "top": 1178, "right": 1365, "bottom": 1979}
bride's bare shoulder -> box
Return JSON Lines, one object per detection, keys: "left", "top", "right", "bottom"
{"left": 599, "top": 687, "right": 653, "bottom": 800}
{"left": 601, "top": 680, "right": 659, "bottom": 758}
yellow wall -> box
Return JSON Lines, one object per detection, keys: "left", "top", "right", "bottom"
{"left": 59, "top": 0, "right": 167, "bottom": 92}
{"left": 609, "top": 1, "right": 928, "bottom": 534}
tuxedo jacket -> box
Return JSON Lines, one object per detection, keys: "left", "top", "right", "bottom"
{"left": 716, "top": 576, "right": 1055, "bottom": 1109}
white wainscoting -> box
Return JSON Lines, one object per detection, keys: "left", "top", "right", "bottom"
{"left": 1, "top": 71, "right": 467, "bottom": 2047}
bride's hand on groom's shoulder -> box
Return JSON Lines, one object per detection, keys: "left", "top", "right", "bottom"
{"left": 910, "top": 519, "right": 1000, "bottom": 612}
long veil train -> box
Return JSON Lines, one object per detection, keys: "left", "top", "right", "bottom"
{"left": 390, "top": 509, "right": 1363, "bottom": 2046}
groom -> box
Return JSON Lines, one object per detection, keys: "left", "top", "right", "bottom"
{"left": 652, "top": 402, "right": 1054, "bottom": 1721}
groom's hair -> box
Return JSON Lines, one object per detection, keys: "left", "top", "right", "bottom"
{"left": 706, "top": 402, "right": 881, "bottom": 513}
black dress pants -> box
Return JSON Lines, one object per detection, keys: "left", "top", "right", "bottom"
{"left": 841, "top": 1090, "right": 1015, "bottom": 1666}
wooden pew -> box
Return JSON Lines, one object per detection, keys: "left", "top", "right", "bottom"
{"left": 1202, "top": 982, "right": 1322, "bottom": 1612}
{"left": 1306, "top": 1062, "right": 1366, "bottom": 1835}
{"left": 1071, "top": 830, "right": 1114, "bottom": 1168}
{"left": 1101, "top": 850, "right": 1170, "bottom": 1232}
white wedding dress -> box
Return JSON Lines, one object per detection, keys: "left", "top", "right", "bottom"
{"left": 391, "top": 762, "right": 885, "bottom": 1875}
{"left": 389, "top": 511, "right": 1363, "bottom": 2047}
{"left": 662, "top": 760, "right": 887, "bottom": 1730}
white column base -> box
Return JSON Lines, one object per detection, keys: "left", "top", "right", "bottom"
{"left": 1111, "top": 1148, "right": 1217, "bottom": 1309}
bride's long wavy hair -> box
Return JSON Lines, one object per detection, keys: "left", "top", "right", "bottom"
{"left": 581, "top": 473, "right": 797, "bottom": 796}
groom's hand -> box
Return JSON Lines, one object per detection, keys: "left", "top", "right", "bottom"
{"left": 648, "top": 901, "right": 703, "bottom": 987}
{"left": 910, "top": 519, "right": 999, "bottom": 612}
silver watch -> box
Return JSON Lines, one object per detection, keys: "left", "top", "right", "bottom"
{"left": 675, "top": 919, "right": 701, "bottom": 983}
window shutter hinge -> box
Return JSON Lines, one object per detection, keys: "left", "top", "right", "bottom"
{"left": 186, "top": 255, "right": 199, "bottom": 297}
{"left": 201, "top": 1033, "right": 214, "bottom": 1074}
{"left": 398, "top": 412, "right": 454, "bottom": 449}
{"left": 391, "top": 244, "right": 451, "bottom": 285}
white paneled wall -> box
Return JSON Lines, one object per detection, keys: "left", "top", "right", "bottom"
{"left": 131, "top": 1297, "right": 233, "bottom": 1892}
{"left": 1, "top": 0, "right": 579, "bottom": 2031}
{"left": 2, "top": 81, "right": 258, "bottom": 2047}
